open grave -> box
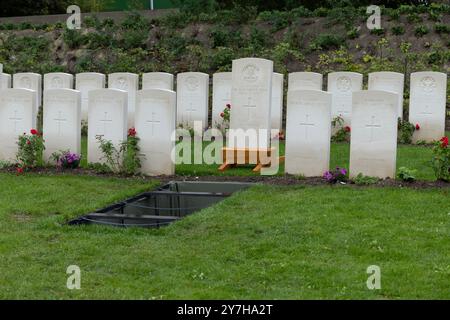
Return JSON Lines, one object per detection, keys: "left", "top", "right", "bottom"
{"left": 69, "top": 181, "right": 252, "bottom": 228}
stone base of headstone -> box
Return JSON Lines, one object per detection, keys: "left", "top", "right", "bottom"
{"left": 218, "top": 147, "right": 284, "bottom": 172}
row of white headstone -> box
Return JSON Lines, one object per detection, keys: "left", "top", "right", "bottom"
{"left": 0, "top": 61, "right": 447, "bottom": 178}
{"left": 1, "top": 64, "right": 446, "bottom": 136}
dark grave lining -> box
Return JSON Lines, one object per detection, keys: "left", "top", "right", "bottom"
{"left": 69, "top": 181, "right": 252, "bottom": 228}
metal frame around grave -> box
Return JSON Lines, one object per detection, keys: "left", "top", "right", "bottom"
{"left": 69, "top": 181, "right": 252, "bottom": 228}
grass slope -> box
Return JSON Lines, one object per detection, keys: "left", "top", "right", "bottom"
{"left": 0, "top": 176, "right": 448, "bottom": 299}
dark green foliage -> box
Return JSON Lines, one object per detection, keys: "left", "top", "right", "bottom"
{"left": 415, "top": 25, "right": 429, "bottom": 37}
{"left": 435, "top": 22, "right": 450, "bottom": 34}
{"left": 370, "top": 28, "right": 386, "bottom": 36}
{"left": 311, "top": 34, "right": 345, "bottom": 50}
{"left": 347, "top": 27, "right": 359, "bottom": 39}
{"left": 391, "top": 25, "right": 405, "bottom": 35}
{"left": 63, "top": 28, "right": 89, "bottom": 49}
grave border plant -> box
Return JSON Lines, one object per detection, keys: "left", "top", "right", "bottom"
{"left": 16, "top": 129, "right": 45, "bottom": 171}
{"left": 431, "top": 136, "right": 450, "bottom": 182}
{"left": 96, "top": 127, "right": 141, "bottom": 175}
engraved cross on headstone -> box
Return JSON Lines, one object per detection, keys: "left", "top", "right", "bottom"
{"left": 299, "top": 114, "right": 315, "bottom": 139}
{"left": 243, "top": 97, "right": 257, "bottom": 122}
{"left": 99, "top": 111, "right": 112, "bottom": 136}
{"left": 146, "top": 111, "right": 161, "bottom": 137}
{"left": 419, "top": 104, "right": 433, "bottom": 130}
{"left": 9, "top": 109, "right": 23, "bottom": 134}
{"left": 365, "top": 115, "right": 381, "bottom": 142}
{"left": 53, "top": 111, "right": 67, "bottom": 136}
{"left": 186, "top": 102, "right": 196, "bottom": 122}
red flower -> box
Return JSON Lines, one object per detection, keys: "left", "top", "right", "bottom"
{"left": 220, "top": 112, "right": 224, "bottom": 118}
{"left": 26, "top": 140, "right": 31, "bottom": 145}
{"left": 30, "top": 129, "right": 38, "bottom": 135}
{"left": 128, "top": 128, "right": 136, "bottom": 137}
{"left": 16, "top": 167, "right": 24, "bottom": 174}
{"left": 440, "top": 136, "right": 448, "bottom": 148}
{"left": 344, "top": 126, "right": 351, "bottom": 132}
{"left": 226, "top": 104, "right": 231, "bottom": 109}
{"left": 415, "top": 123, "right": 420, "bottom": 130}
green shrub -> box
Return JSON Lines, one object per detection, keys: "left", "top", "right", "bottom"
{"left": 398, "top": 119, "right": 416, "bottom": 144}
{"left": 370, "top": 28, "right": 385, "bottom": 36}
{"left": 209, "top": 26, "right": 242, "bottom": 48}
{"left": 310, "top": 34, "right": 345, "bottom": 50}
{"left": 86, "top": 32, "right": 114, "bottom": 49}
{"left": 407, "top": 13, "right": 423, "bottom": 23}
{"left": 435, "top": 23, "right": 450, "bottom": 34}
{"left": 415, "top": 25, "right": 429, "bottom": 37}
{"left": 391, "top": 25, "right": 405, "bottom": 36}
{"left": 397, "top": 167, "right": 417, "bottom": 182}
{"left": 211, "top": 47, "right": 234, "bottom": 71}
{"left": 431, "top": 137, "right": 450, "bottom": 182}
{"left": 347, "top": 27, "right": 359, "bottom": 39}
{"left": 120, "top": 30, "right": 147, "bottom": 50}
{"left": 16, "top": 129, "right": 45, "bottom": 170}
{"left": 63, "top": 28, "right": 88, "bottom": 49}
{"left": 121, "top": 13, "right": 150, "bottom": 31}
{"left": 248, "top": 26, "right": 269, "bottom": 50}
{"left": 353, "top": 173, "right": 379, "bottom": 185}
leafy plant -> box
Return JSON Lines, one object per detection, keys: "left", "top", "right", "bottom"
{"left": 331, "top": 116, "right": 351, "bottom": 143}
{"left": 391, "top": 25, "right": 405, "bottom": 35}
{"left": 347, "top": 27, "right": 359, "bottom": 39}
{"left": 370, "top": 28, "right": 385, "bottom": 36}
{"left": 310, "top": 34, "right": 344, "bottom": 50}
{"left": 397, "top": 167, "right": 417, "bottom": 182}
{"left": 96, "top": 128, "right": 141, "bottom": 175}
{"left": 435, "top": 23, "right": 450, "bottom": 34}
{"left": 415, "top": 25, "right": 429, "bottom": 37}
{"left": 16, "top": 129, "right": 45, "bottom": 170}
{"left": 431, "top": 137, "right": 450, "bottom": 182}
{"left": 323, "top": 167, "right": 348, "bottom": 184}
{"left": 397, "top": 119, "right": 416, "bottom": 144}
{"left": 51, "top": 150, "right": 81, "bottom": 169}
{"left": 353, "top": 173, "right": 379, "bottom": 185}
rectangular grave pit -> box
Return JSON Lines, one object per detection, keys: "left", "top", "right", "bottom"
{"left": 69, "top": 181, "right": 252, "bottom": 228}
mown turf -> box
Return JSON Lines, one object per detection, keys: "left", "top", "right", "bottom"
{"left": 0, "top": 175, "right": 448, "bottom": 299}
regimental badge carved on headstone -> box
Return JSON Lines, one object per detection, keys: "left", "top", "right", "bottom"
{"left": 337, "top": 76, "right": 352, "bottom": 92}
{"left": 420, "top": 76, "right": 436, "bottom": 94}
{"left": 242, "top": 64, "right": 260, "bottom": 83}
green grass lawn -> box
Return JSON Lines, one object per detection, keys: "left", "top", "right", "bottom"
{"left": 80, "top": 131, "right": 450, "bottom": 181}
{"left": 0, "top": 173, "right": 448, "bottom": 299}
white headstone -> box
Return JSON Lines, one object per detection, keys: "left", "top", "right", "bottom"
{"left": 350, "top": 90, "right": 399, "bottom": 179}
{"left": 271, "top": 72, "right": 284, "bottom": 136}
{"left": 142, "top": 72, "right": 174, "bottom": 91}
{"left": 0, "top": 73, "right": 11, "bottom": 89}
{"left": 108, "top": 73, "right": 139, "bottom": 128}
{"left": 44, "top": 72, "right": 73, "bottom": 91}
{"left": 409, "top": 72, "right": 447, "bottom": 143}
{"left": 75, "top": 72, "right": 106, "bottom": 122}
{"left": 229, "top": 58, "right": 273, "bottom": 149}
{"left": 87, "top": 89, "right": 128, "bottom": 164}
{"left": 13, "top": 72, "right": 42, "bottom": 110}
{"left": 288, "top": 72, "right": 323, "bottom": 91}
{"left": 368, "top": 72, "right": 404, "bottom": 119}
{"left": 212, "top": 72, "right": 232, "bottom": 127}
{"left": 136, "top": 89, "right": 176, "bottom": 175}
{"left": 43, "top": 89, "right": 81, "bottom": 162}
{"left": 176, "top": 72, "right": 209, "bottom": 131}
{"left": 285, "top": 90, "right": 332, "bottom": 176}
{"left": 0, "top": 89, "right": 37, "bottom": 161}
{"left": 327, "top": 72, "right": 363, "bottom": 125}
